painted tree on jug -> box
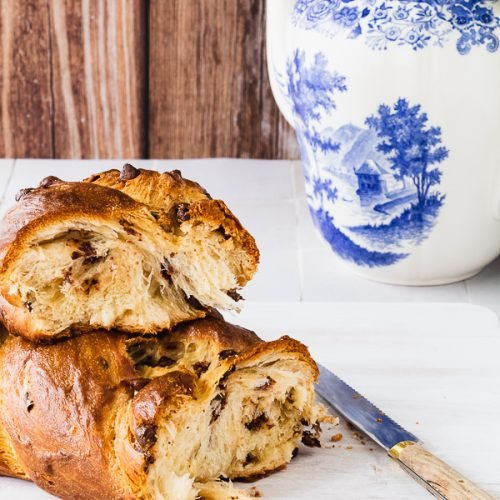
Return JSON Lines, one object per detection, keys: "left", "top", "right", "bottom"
{"left": 365, "top": 98, "right": 449, "bottom": 209}
{"left": 286, "top": 49, "right": 347, "bottom": 153}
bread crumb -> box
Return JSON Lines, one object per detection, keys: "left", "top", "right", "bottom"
{"left": 346, "top": 446, "right": 353, "bottom": 450}
{"left": 331, "top": 433, "right": 343, "bottom": 442}
{"left": 248, "top": 487, "right": 262, "bottom": 497}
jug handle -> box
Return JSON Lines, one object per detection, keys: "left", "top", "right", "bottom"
{"left": 266, "top": 0, "right": 297, "bottom": 128}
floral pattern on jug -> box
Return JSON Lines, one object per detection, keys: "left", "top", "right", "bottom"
{"left": 285, "top": 50, "right": 449, "bottom": 267}
{"left": 292, "top": 0, "right": 500, "bottom": 54}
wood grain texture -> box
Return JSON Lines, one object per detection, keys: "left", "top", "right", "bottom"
{"left": 0, "top": 0, "right": 147, "bottom": 159}
{"left": 0, "top": 0, "right": 297, "bottom": 159}
{"left": 49, "top": 0, "right": 147, "bottom": 158}
{"left": 0, "top": 0, "right": 53, "bottom": 158}
{"left": 393, "top": 442, "right": 495, "bottom": 500}
{"left": 148, "top": 0, "right": 298, "bottom": 159}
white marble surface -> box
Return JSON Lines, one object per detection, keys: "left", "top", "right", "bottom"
{"left": 1, "top": 158, "right": 499, "bottom": 315}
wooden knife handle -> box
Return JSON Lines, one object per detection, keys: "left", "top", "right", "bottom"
{"left": 389, "top": 441, "right": 494, "bottom": 500}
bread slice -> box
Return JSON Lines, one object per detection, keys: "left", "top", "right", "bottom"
{"left": 0, "top": 316, "right": 325, "bottom": 499}
{"left": 0, "top": 173, "right": 258, "bottom": 341}
{"left": 85, "top": 165, "right": 258, "bottom": 291}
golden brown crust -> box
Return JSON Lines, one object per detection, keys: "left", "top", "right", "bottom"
{"left": 85, "top": 166, "right": 259, "bottom": 286}
{"left": 85, "top": 166, "right": 211, "bottom": 208}
{"left": 0, "top": 181, "right": 142, "bottom": 272}
{"left": 0, "top": 180, "right": 187, "bottom": 341}
{"left": 0, "top": 330, "right": 138, "bottom": 499}
{"left": 0, "top": 167, "right": 259, "bottom": 340}
{"left": 0, "top": 317, "right": 318, "bottom": 499}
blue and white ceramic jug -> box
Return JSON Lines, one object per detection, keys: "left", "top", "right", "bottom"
{"left": 267, "top": 0, "right": 500, "bottom": 285}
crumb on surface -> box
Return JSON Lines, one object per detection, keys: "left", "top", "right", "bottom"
{"left": 331, "top": 433, "right": 343, "bottom": 442}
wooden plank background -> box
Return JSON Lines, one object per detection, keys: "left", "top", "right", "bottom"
{"left": 0, "top": 0, "right": 298, "bottom": 159}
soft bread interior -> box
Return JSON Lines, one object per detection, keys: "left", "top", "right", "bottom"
{"left": 86, "top": 167, "right": 258, "bottom": 295}
{"left": 141, "top": 356, "right": 318, "bottom": 499}
{"left": 169, "top": 220, "right": 245, "bottom": 307}
{"left": 3, "top": 216, "right": 242, "bottom": 336}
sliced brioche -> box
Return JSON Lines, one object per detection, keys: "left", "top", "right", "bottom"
{"left": 0, "top": 173, "right": 258, "bottom": 341}
{"left": 0, "top": 316, "right": 324, "bottom": 499}
{"left": 86, "top": 165, "right": 258, "bottom": 289}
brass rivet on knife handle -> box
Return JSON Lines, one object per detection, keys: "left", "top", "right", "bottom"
{"left": 388, "top": 441, "right": 495, "bottom": 500}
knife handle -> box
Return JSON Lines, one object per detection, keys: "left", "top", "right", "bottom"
{"left": 389, "top": 441, "right": 494, "bottom": 500}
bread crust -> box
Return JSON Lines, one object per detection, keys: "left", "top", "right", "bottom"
{"left": 0, "top": 317, "right": 318, "bottom": 499}
{"left": 0, "top": 180, "right": 207, "bottom": 341}
{"left": 0, "top": 168, "right": 260, "bottom": 340}
{"left": 0, "top": 181, "right": 142, "bottom": 271}
{"left": 85, "top": 166, "right": 259, "bottom": 285}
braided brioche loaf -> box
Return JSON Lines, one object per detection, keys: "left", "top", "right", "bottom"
{"left": 0, "top": 316, "right": 322, "bottom": 499}
{"left": 0, "top": 167, "right": 258, "bottom": 341}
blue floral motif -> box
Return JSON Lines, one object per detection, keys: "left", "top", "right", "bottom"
{"left": 292, "top": 0, "right": 500, "bottom": 54}
{"left": 287, "top": 50, "right": 348, "bottom": 153}
{"left": 284, "top": 51, "right": 449, "bottom": 267}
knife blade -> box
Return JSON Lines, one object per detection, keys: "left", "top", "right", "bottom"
{"left": 316, "top": 364, "right": 494, "bottom": 500}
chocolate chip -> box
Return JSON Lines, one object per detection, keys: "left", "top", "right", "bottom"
{"left": 143, "top": 452, "right": 155, "bottom": 467}
{"left": 244, "top": 453, "right": 257, "bottom": 465}
{"left": 39, "top": 176, "right": 62, "bottom": 188}
{"left": 84, "top": 255, "right": 103, "bottom": 265}
{"left": 216, "top": 226, "right": 231, "bottom": 241}
{"left": 218, "top": 349, "right": 238, "bottom": 360}
{"left": 169, "top": 169, "right": 183, "bottom": 181}
{"left": 227, "top": 289, "right": 243, "bottom": 302}
{"left": 161, "top": 260, "right": 174, "bottom": 282}
{"left": 245, "top": 413, "right": 269, "bottom": 431}
{"left": 193, "top": 361, "right": 210, "bottom": 377}
{"left": 157, "top": 356, "right": 176, "bottom": 367}
{"left": 83, "top": 277, "right": 99, "bottom": 292}
{"left": 24, "top": 393, "right": 34, "bottom": 413}
{"left": 210, "top": 392, "right": 227, "bottom": 424}
{"left": 79, "top": 242, "right": 95, "bottom": 256}
{"left": 301, "top": 431, "right": 321, "bottom": 448}
{"left": 120, "top": 163, "right": 140, "bottom": 181}
{"left": 292, "top": 447, "right": 299, "bottom": 459}
{"left": 76, "top": 242, "right": 104, "bottom": 265}
{"left": 217, "top": 366, "right": 235, "bottom": 390}
{"left": 98, "top": 357, "right": 109, "bottom": 369}
{"left": 24, "top": 301, "right": 33, "bottom": 312}
{"left": 15, "top": 188, "right": 34, "bottom": 202}
{"left": 119, "top": 219, "right": 139, "bottom": 236}
{"left": 135, "top": 424, "right": 157, "bottom": 451}
{"left": 121, "top": 378, "right": 151, "bottom": 394}
{"left": 63, "top": 269, "right": 73, "bottom": 285}
{"left": 256, "top": 377, "right": 276, "bottom": 391}
{"left": 176, "top": 203, "right": 190, "bottom": 222}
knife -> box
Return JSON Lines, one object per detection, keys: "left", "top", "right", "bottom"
{"left": 316, "top": 365, "right": 494, "bottom": 500}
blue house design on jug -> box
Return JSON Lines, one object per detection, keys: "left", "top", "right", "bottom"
{"left": 355, "top": 160, "right": 384, "bottom": 197}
